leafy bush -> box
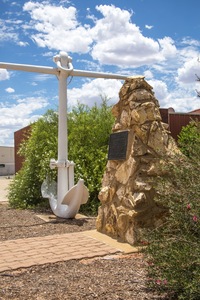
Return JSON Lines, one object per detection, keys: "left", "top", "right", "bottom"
{"left": 178, "top": 119, "right": 200, "bottom": 158}
{"left": 144, "top": 121, "right": 200, "bottom": 299}
{"left": 8, "top": 99, "right": 114, "bottom": 215}
{"left": 8, "top": 110, "right": 58, "bottom": 208}
{"left": 68, "top": 99, "right": 114, "bottom": 214}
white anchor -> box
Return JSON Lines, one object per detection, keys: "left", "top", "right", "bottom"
{"left": 0, "top": 51, "right": 129, "bottom": 218}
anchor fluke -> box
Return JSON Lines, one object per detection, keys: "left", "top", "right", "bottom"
{"left": 62, "top": 179, "right": 89, "bottom": 205}
{"left": 41, "top": 178, "right": 89, "bottom": 219}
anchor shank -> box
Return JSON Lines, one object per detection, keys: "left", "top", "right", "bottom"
{"left": 57, "top": 72, "right": 68, "bottom": 205}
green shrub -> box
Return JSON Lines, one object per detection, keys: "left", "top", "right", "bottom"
{"left": 144, "top": 121, "right": 200, "bottom": 299}
{"left": 8, "top": 110, "right": 58, "bottom": 208}
{"left": 8, "top": 99, "right": 114, "bottom": 215}
{"left": 67, "top": 99, "right": 114, "bottom": 215}
{"left": 178, "top": 119, "right": 200, "bottom": 158}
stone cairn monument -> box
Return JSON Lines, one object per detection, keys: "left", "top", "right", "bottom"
{"left": 96, "top": 76, "right": 179, "bottom": 245}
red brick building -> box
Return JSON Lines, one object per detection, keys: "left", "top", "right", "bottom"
{"left": 14, "top": 125, "right": 32, "bottom": 173}
{"left": 159, "top": 108, "right": 200, "bottom": 141}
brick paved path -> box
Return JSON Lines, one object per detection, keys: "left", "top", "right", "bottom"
{"left": 0, "top": 177, "right": 137, "bottom": 273}
{"left": 0, "top": 231, "right": 121, "bottom": 273}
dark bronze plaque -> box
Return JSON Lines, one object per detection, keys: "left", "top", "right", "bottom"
{"left": 108, "top": 131, "right": 128, "bottom": 160}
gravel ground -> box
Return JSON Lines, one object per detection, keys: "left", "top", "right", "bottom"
{"left": 0, "top": 202, "right": 96, "bottom": 241}
{"left": 0, "top": 203, "right": 169, "bottom": 300}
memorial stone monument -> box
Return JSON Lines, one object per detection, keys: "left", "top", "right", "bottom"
{"left": 96, "top": 76, "right": 180, "bottom": 245}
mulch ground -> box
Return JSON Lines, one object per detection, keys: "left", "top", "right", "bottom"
{"left": 0, "top": 203, "right": 169, "bottom": 299}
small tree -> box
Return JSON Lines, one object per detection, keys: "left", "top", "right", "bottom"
{"left": 177, "top": 119, "right": 200, "bottom": 158}
{"left": 8, "top": 99, "right": 114, "bottom": 215}
{"left": 8, "top": 110, "right": 58, "bottom": 208}
{"left": 67, "top": 98, "right": 114, "bottom": 214}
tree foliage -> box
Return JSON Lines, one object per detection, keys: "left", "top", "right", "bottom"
{"left": 67, "top": 99, "right": 114, "bottom": 214}
{"left": 144, "top": 120, "right": 200, "bottom": 299}
{"left": 8, "top": 99, "right": 114, "bottom": 215}
{"left": 8, "top": 110, "right": 58, "bottom": 208}
{"left": 178, "top": 119, "right": 200, "bottom": 158}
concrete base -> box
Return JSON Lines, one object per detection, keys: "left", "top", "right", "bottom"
{"left": 36, "top": 213, "right": 92, "bottom": 222}
{"left": 83, "top": 230, "right": 140, "bottom": 253}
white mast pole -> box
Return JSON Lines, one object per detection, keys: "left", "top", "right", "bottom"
{"left": 57, "top": 62, "right": 68, "bottom": 205}
{"left": 53, "top": 52, "right": 71, "bottom": 209}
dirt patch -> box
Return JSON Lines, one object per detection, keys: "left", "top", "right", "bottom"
{"left": 0, "top": 203, "right": 96, "bottom": 241}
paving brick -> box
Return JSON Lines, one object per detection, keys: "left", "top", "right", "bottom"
{"left": 0, "top": 231, "right": 127, "bottom": 273}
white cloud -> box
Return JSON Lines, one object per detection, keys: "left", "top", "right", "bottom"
{"left": 176, "top": 57, "right": 200, "bottom": 84}
{"left": 42, "top": 51, "right": 55, "bottom": 57}
{"left": 179, "top": 46, "right": 199, "bottom": 62}
{"left": 145, "top": 25, "right": 153, "bottom": 30}
{"left": 148, "top": 78, "right": 200, "bottom": 112}
{"left": 158, "top": 37, "right": 177, "bottom": 58}
{"left": 5, "top": 87, "right": 15, "bottom": 93}
{"left": 165, "top": 95, "right": 200, "bottom": 112}
{"left": 86, "top": 7, "right": 97, "bottom": 23}
{"left": 181, "top": 38, "right": 200, "bottom": 47}
{"left": 67, "top": 76, "right": 200, "bottom": 114}
{"left": 32, "top": 74, "right": 53, "bottom": 82}
{"left": 0, "top": 69, "right": 10, "bottom": 81}
{"left": 21, "top": 3, "right": 179, "bottom": 68}
{"left": 0, "top": 19, "right": 20, "bottom": 43}
{"left": 23, "top": 1, "right": 92, "bottom": 53}
{"left": 0, "top": 97, "right": 48, "bottom": 120}
{"left": 144, "top": 70, "right": 153, "bottom": 79}
{"left": 18, "top": 41, "right": 29, "bottom": 47}
{"left": 0, "top": 96, "right": 49, "bottom": 146}
{"left": 91, "top": 5, "right": 163, "bottom": 67}
{"left": 68, "top": 78, "right": 123, "bottom": 107}
{"left": 148, "top": 79, "right": 170, "bottom": 104}
{"left": 90, "top": 5, "right": 177, "bottom": 67}
{"left": 0, "top": 129, "right": 13, "bottom": 146}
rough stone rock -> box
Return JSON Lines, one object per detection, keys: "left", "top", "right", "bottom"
{"left": 96, "top": 77, "right": 180, "bottom": 245}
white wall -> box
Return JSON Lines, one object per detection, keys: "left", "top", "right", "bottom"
{"left": 0, "top": 146, "right": 15, "bottom": 175}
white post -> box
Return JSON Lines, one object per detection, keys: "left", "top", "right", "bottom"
{"left": 57, "top": 73, "right": 68, "bottom": 204}
{"left": 53, "top": 52, "right": 73, "bottom": 209}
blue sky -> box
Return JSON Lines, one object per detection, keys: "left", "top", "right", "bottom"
{"left": 0, "top": 0, "right": 200, "bottom": 146}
